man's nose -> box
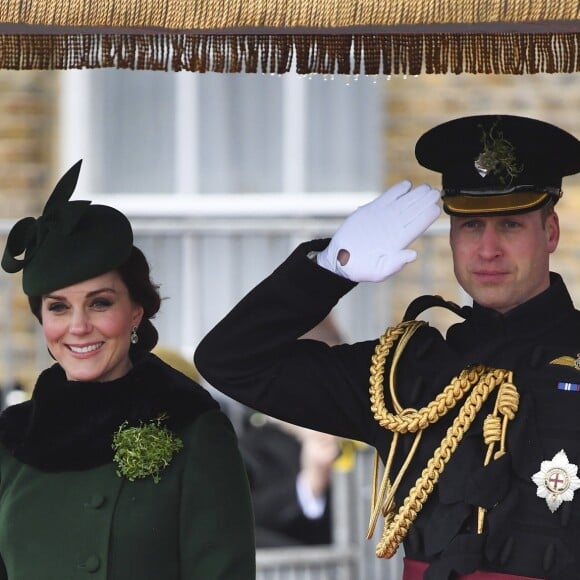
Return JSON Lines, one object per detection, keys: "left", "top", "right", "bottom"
{"left": 478, "top": 226, "right": 503, "bottom": 259}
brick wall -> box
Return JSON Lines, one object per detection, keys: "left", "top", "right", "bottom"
{"left": 0, "top": 71, "right": 58, "bottom": 393}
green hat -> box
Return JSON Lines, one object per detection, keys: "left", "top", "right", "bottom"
{"left": 1, "top": 160, "right": 134, "bottom": 296}
{"left": 415, "top": 115, "right": 580, "bottom": 216}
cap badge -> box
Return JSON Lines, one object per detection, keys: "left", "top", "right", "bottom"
{"left": 474, "top": 156, "right": 490, "bottom": 178}
{"left": 531, "top": 449, "right": 580, "bottom": 513}
{"left": 474, "top": 120, "right": 523, "bottom": 183}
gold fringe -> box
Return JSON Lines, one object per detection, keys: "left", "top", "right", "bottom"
{"left": 0, "top": 33, "right": 578, "bottom": 74}
{"left": 1, "top": 0, "right": 578, "bottom": 31}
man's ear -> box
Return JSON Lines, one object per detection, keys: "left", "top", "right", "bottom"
{"left": 546, "top": 212, "right": 560, "bottom": 253}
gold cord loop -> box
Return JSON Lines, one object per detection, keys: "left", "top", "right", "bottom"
{"left": 477, "top": 376, "right": 519, "bottom": 532}
{"left": 483, "top": 415, "right": 502, "bottom": 446}
{"left": 367, "top": 321, "right": 519, "bottom": 559}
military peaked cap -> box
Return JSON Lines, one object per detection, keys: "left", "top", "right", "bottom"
{"left": 415, "top": 115, "right": 580, "bottom": 216}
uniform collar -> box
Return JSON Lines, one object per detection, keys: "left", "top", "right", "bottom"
{"left": 450, "top": 273, "right": 575, "bottom": 344}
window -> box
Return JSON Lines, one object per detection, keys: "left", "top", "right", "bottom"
{"left": 58, "top": 70, "right": 385, "bottom": 351}
{"left": 60, "top": 70, "right": 382, "bottom": 196}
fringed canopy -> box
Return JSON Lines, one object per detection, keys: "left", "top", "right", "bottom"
{"left": 0, "top": 0, "right": 579, "bottom": 74}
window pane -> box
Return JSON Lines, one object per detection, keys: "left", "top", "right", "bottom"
{"left": 89, "top": 70, "right": 176, "bottom": 193}
{"left": 78, "top": 72, "right": 381, "bottom": 195}
{"left": 306, "top": 76, "right": 382, "bottom": 192}
{"left": 197, "top": 74, "right": 283, "bottom": 193}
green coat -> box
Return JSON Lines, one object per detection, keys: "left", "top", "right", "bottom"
{"left": 0, "top": 355, "right": 255, "bottom": 580}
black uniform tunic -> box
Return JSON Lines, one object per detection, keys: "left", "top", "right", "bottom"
{"left": 195, "top": 240, "right": 580, "bottom": 580}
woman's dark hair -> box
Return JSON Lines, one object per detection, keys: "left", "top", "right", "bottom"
{"left": 28, "top": 245, "right": 161, "bottom": 352}
{"left": 116, "top": 246, "right": 161, "bottom": 352}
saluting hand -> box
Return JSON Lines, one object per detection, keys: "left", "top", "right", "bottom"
{"left": 317, "top": 180, "right": 441, "bottom": 282}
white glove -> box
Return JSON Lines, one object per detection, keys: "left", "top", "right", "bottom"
{"left": 317, "top": 180, "right": 441, "bottom": 282}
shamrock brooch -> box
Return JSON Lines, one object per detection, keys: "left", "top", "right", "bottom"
{"left": 112, "top": 415, "right": 184, "bottom": 483}
{"left": 531, "top": 449, "right": 580, "bottom": 513}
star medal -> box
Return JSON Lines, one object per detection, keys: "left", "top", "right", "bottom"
{"left": 531, "top": 450, "right": 580, "bottom": 513}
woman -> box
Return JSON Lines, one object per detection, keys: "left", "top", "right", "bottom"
{"left": 0, "top": 161, "right": 255, "bottom": 579}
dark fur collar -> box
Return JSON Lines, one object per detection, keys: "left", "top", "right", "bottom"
{"left": 0, "top": 352, "right": 218, "bottom": 471}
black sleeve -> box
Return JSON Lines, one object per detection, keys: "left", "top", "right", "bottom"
{"left": 195, "top": 240, "right": 384, "bottom": 445}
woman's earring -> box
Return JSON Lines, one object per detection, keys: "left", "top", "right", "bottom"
{"left": 130, "top": 326, "right": 139, "bottom": 345}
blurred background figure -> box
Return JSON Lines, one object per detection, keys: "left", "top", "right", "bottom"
{"left": 240, "top": 413, "right": 339, "bottom": 547}
{"left": 238, "top": 315, "right": 344, "bottom": 548}
{"left": 0, "top": 383, "right": 27, "bottom": 410}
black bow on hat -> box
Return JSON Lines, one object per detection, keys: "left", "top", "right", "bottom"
{"left": 1, "top": 160, "right": 134, "bottom": 296}
{"left": 2, "top": 160, "right": 89, "bottom": 274}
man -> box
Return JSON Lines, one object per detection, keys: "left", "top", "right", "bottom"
{"left": 195, "top": 115, "right": 580, "bottom": 579}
